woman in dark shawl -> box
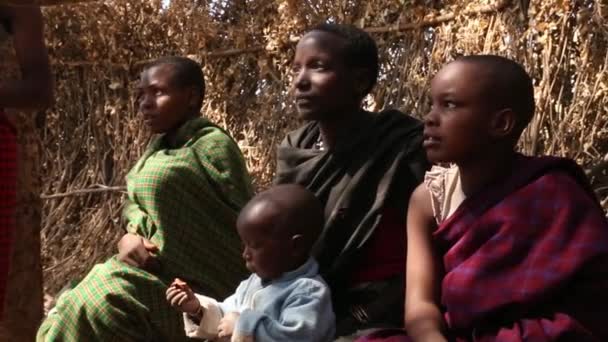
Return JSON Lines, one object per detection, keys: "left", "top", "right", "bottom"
{"left": 275, "top": 23, "right": 428, "bottom": 340}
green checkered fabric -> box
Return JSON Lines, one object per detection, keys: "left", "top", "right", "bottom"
{"left": 37, "top": 118, "right": 253, "bottom": 342}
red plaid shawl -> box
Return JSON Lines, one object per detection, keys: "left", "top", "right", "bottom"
{"left": 435, "top": 155, "right": 608, "bottom": 341}
{"left": 0, "top": 112, "right": 17, "bottom": 319}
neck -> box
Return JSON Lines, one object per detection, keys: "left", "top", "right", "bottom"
{"left": 457, "top": 148, "right": 518, "bottom": 197}
{"left": 318, "top": 107, "right": 365, "bottom": 150}
{"left": 261, "top": 257, "right": 310, "bottom": 284}
{"left": 164, "top": 113, "right": 198, "bottom": 148}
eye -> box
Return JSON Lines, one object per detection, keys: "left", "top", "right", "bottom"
{"left": 291, "top": 64, "right": 301, "bottom": 74}
{"left": 444, "top": 100, "right": 457, "bottom": 109}
{"left": 311, "top": 61, "right": 327, "bottom": 70}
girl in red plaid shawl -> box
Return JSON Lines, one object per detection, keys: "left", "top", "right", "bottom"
{"left": 0, "top": 5, "right": 52, "bottom": 319}
{"left": 359, "top": 55, "right": 608, "bottom": 342}
{"left": 401, "top": 55, "right": 608, "bottom": 342}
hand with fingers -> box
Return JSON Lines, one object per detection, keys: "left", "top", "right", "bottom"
{"left": 116, "top": 233, "right": 160, "bottom": 272}
{"left": 218, "top": 311, "right": 240, "bottom": 339}
{"left": 166, "top": 278, "right": 202, "bottom": 317}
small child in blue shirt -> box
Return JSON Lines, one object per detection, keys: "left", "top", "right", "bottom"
{"left": 166, "top": 184, "right": 335, "bottom": 342}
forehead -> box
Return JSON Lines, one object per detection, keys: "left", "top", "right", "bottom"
{"left": 431, "top": 61, "right": 490, "bottom": 100}
{"left": 139, "top": 64, "right": 177, "bottom": 87}
{"left": 294, "top": 30, "right": 346, "bottom": 61}
{"left": 237, "top": 200, "right": 282, "bottom": 236}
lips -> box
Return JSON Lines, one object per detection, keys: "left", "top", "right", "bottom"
{"left": 423, "top": 132, "right": 441, "bottom": 148}
{"left": 245, "top": 261, "right": 255, "bottom": 273}
{"left": 295, "top": 94, "right": 316, "bottom": 105}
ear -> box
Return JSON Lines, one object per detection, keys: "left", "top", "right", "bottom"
{"left": 352, "top": 69, "right": 370, "bottom": 99}
{"left": 290, "top": 234, "right": 305, "bottom": 256}
{"left": 489, "top": 108, "right": 517, "bottom": 139}
{"left": 187, "top": 86, "right": 200, "bottom": 109}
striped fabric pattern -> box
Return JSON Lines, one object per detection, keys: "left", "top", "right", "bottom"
{"left": 37, "top": 117, "right": 253, "bottom": 341}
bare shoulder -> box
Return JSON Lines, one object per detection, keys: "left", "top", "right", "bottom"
{"left": 409, "top": 183, "right": 435, "bottom": 224}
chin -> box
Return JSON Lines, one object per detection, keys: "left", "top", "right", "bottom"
{"left": 298, "top": 109, "right": 338, "bottom": 123}
{"left": 296, "top": 110, "right": 319, "bottom": 122}
{"left": 425, "top": 151, "right": 450, "bottom": 164}
{"left": 153, "top": 125, "right": 174, "bottom": 134}
{"left": 146, "top": 123, "right": 163, "bottom": 134}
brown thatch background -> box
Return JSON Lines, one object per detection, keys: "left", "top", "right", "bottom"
{"left": 2, "top": 0, "right": 607, "bottom": 296}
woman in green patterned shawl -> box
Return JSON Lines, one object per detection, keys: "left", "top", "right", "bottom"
{"left": 37, "top": 57, "right": 253, "bottom": 341}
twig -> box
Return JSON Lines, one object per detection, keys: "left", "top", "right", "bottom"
{"left": 0, "top": 0, "right": 97, "bottom": 5}
{"left": 587, "top": 159, "right": 608, "bottom": 179}
{"left": 45, "top": 47, "right": 267, "bottom": 69}
{"left": 366, "top": 0, "right": 512, "bottom": 33}
{"left": 134, "top": 47, "right": 266, "bottom": 66}
{"left": 41, "top": 186, "right": 127, "bottom": 199}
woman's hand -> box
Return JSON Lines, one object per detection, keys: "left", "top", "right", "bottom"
{"left": 166, "top": 278, "right": 201, "bottom": 316}
{"left": 218, "top": 312, "right": 240, "bottom": 338}
{"left": 116, "top": 233, "right": 160, "bottom": 272}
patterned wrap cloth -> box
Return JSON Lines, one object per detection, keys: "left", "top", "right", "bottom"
{"left": 0, "top": 111, "right": 17, "bottom": 320}
{"left": 357, "top": 155, "right": 608, "bottom": 342}
{"left": 37, "top": 117, "right": 253, "bottom": 342}
{"left": 437, "top": 155, "right": 608, "bottom": 341}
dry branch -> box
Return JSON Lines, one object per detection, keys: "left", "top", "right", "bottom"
{"left": 366, "top": 0, "right": 512, "bottom": 33}
{"left": 0, "top": 0, "right": 96, "bottom": 5}
{"left": 587, "top": 160, "right": 608, "bottom": 179}
{"left": 41, "top": 186, "right": 126, "bottom": 199}
{"left": 52, "top": 47, "right": 267, "bottom": 68}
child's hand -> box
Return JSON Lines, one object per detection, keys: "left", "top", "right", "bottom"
{"left": 166, "top": 278, "right": 200, "bottom": 315}
{"left": 217, "top": 312, "right": 240, "bottom": 338}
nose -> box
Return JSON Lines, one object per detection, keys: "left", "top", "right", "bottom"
{"left": 424, "top": 105, "right": 438, "bottom": 127}
{"left": 242, "top": 246, "right": 250, "bottom": 260}
{"left": 293, "top": 68, "right": 311, "bottom": 92}
{"left": 139, "top": 93, "right": 154, "bottom": 112}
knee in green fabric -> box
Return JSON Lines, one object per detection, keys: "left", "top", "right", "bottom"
{"left": 38, "top": 260, "right": 156, "bottom": 341}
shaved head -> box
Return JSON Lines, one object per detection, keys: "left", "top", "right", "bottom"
{"left": 454, "top": 55, "right": 535, "bottom": 138}
{"left": 237, "top": 184, "right": 324, "bottom": 252}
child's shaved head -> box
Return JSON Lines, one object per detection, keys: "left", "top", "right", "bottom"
{"left": 238, "top": 184, "right": 324, "bottom": 256}
{"left": 455, "top": 55, "right": 535, "bottom": 138}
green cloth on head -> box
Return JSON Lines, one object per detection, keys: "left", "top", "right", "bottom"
{"left": 37, "top": 117, "right": 253, "bottom": 342}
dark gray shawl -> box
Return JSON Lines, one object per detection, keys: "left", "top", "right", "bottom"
{"left": 275, "top": 109, "right": 427, "bottom": 289}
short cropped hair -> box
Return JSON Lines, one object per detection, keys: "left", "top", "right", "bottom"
{"left": 310, "top": 23, "right": 379, "bottom": 96}
{"left": 144, "top": 56, "right": 206, "bottom": 109}
{"left": 457, "top": 55, "right": 535, "bottom": 137}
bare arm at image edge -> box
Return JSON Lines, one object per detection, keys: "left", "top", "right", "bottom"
{"left": 404, "top": 184, "right": 447, "bottom": 342}
{"left": 0, "top": 5, "right": 52, "bottom": 109}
